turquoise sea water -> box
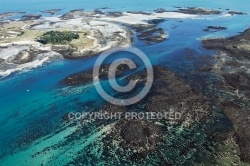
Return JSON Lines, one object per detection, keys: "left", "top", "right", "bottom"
{"left": 1, "top": 0, "right": 250, "bottom": 14}
{"left": 0, "top": 0, "right": 250, "bottom": 165}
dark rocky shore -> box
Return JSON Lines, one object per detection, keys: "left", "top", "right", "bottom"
{"left": 174, "top": 7, "right": 221, "bottom": 15}
{"left": 203, "top": 28, "right": 250, "bottom": 60}
{"left": 135, "top": 26, "right": 167, "bottom": 44}
{"left": 0, "top": 12, "right": 26, "bottom": 19}
{"left": 21, "top": 14, "right": 42, "bottom": 21}
{"left": 57, "top": 26, "right": 250, "bottom": 164}
{"left": 1, "top": 7, "right": 250, "bottom": 165}
{"left": 154, "top": 7, "right": 222, "bottom": 15}
{"left": 60, "top": 63, "right": 237, "bottom": 165}
{"left": 100, "top": 66, "right": 214, "bottom": 164}
{"left": 203, "top": 28, "right": 250, "bottom": 163}
{"left": 129, "top": 19, "right": 168, "bottom": 45}
{"left": 61, "top": 63, "right": 131, "bottom": 86}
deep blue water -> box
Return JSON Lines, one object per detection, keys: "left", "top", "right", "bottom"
{"left": 0, "top": 0, "right": 250, "bottom": 165}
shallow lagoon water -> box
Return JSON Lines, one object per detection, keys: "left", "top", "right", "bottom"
{"left": 0, "top": 0, "right": 250, "bottom": 165}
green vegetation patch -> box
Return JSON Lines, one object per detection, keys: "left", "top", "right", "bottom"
{"left": 37, "top": 31, "right": 79, "bottom": 44}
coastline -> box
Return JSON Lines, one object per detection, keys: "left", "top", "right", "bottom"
{"left": 0, "top": 9, "right": 200, "bottom": 78}
{"left": 202, "top": 29, "right": 250, "bottom": 162}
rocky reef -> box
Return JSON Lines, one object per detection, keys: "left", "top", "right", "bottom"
{"left": 56, "top": 33, "right": 250, "bottom": 163}
{"left": 203, "top": 28, "right": 250, "bottom": 163}
{"left": 59, "top": 63, "right": 234, "bottom": 165}
{"left": 130, "top": 20, "right": 168, "bottom": 45}
{"left": 174, "top": 7, "right": 221, "bottom": 15}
